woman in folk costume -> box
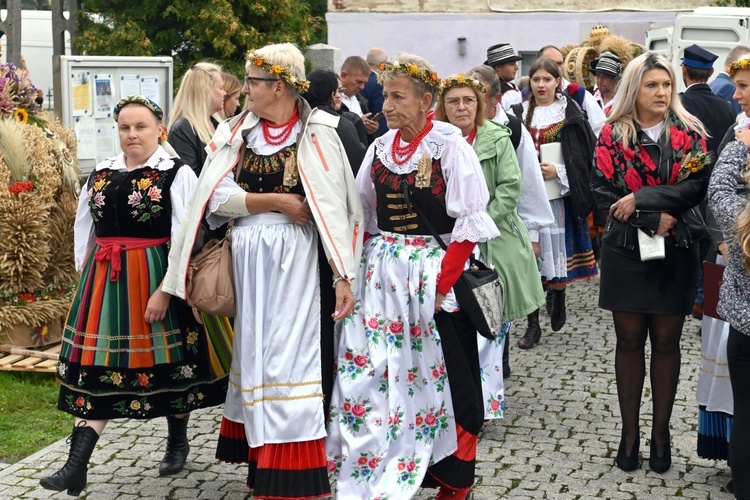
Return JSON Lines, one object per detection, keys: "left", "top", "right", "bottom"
{"left": 326, "top": 54, "right": 499, "bottom": 499}
{"left": 162, "top": 43, "right": 363, "bottom": 499}
{"left": 513, "top": 57, "right": 598, "bottom": 346}
{"left": 435, "top": 75, "right": 544, "bottom": 420}
{"left": 40, "top": 96, "right": 229, "bottom": 497}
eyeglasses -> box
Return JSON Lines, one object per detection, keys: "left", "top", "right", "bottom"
{"left": 336, "top": 87, "right": 347, "bottom": 95}
{"left": 244, "top": 76, "right": 279, "bottom": 85}
{"left": 444, "top": 96, "right": 478, "bottom": 107}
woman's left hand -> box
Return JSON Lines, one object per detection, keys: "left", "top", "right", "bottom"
{"left": 540, "top": 162, "right": 558, "bottom": 180}
{"left": 145, "top": 290, "right": 170, "bottom": 323}
{"left": 434, "top": 292, "right": 445, "bottom": 314}
{"left": 609, "top": 193, "right": 636, "bottom": 222}
{"left": 333, "top": 280, "right": 356, "bottom": 320}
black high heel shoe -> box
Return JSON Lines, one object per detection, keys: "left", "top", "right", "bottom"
{"left": 649, "top": 434, "right": 671, "bottom": 473}
{"left": 615, "top": 436, "right": 640, "bottom": 472}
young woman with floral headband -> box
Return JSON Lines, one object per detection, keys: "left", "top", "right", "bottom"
{"left": 162, "top": 43, "right": 363, "bottom": 500}
{"left": 708, "top": 53, "right": 750, "bottom": 500}
{"left": 591, "top": 52, "right": 708, "bottom": 474}
{"left": 40, "top": 95, "right": 229, "bottom": 496}
{"left": 435, "top": 74, "right": 544, "bottom": 422}
{"left": 325, "top": 55, "right": 499, "bottom": 499}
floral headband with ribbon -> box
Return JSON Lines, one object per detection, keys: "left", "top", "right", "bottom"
{"left": 728, "top": 57, "right": 750, "bottom": 78}
{"left": 378, "top": 61, "right": 442, "bottom": 91}
{"left": 440, "top": 75, "right": 486, "bottom": 97}
{"left": 246, "top": 51, "right": 310, "bottom": 92}
{"left": 113, "top": 95, "right": 164, "bottom": 121}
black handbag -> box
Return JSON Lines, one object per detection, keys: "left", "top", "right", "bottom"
{"left": 410, "top": 197, "right": 504, "bottom": 340}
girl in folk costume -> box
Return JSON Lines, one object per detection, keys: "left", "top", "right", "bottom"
{"left": 162, "top": 43, "right": 363, "bottom": 499}
{"left": 514, "top": 57, "right": 598, "bottom": 348}
{"left": 326, "top": 55, "right": 499, "bottom": 499}
{"left": 40, "top": 96, "right": 229, "bottom": 496}
{"left": 435, "top": 75, "right": 545, "bottom": 420}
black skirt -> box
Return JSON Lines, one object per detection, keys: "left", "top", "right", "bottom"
{"left": 598, "top": 241, "right": 700, "bottom": 315}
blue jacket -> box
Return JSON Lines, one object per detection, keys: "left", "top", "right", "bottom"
{"left": 709, "top": 73, "right": 741, "bottom": 115}
{"left": 360, "top": 70, "right": 387, "bottom": 137}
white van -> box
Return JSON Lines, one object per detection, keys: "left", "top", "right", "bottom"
{"left": 646, "top": 7, "right": 750, "bottom": 91}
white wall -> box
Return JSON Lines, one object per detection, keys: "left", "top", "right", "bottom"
{"left": 0, "top": 10, "right": 71, "bottom": 103}
{"left": 327, "top": 12, "right": 679, "bottom": 77}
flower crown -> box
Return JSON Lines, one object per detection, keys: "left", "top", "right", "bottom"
{"left": 728, "top": 57, "right": 750, "bottom": 78}
{"left": 440, "top": 76, "right": 485, "bottom": 97}
{"left": 245, "top": 51, "right": 310, "bottom": 92}
{"left": 378, "top": 61, "right": 442, "bottom": 90}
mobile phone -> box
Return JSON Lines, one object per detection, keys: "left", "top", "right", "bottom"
{"left": 370, "top": 112, "right": 384, "bottom": 122}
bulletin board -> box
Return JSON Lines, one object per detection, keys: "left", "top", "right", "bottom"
{"left": 53, "top": 55, "right": 174, "bottom": 176}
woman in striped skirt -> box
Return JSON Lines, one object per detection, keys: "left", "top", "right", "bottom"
{"left": 40, "top": 95, "right": 230, "bottom": 497}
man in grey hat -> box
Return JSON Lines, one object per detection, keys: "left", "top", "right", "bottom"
{"left": 485, "top": 43, "right": 524, "bottom": 110}
{"left": 590, "top": 50, "right": 622, "bottom": 116}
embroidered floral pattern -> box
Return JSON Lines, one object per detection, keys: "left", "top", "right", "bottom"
{"left": 171, "top": 363, "right": 196, "bottom": 380}
{"left": 338, "top": 348, "right": 375, "bottom": 382}
{"left": 371, "top": 158, "right": 447, "bottom": 206}
{"left": 385, "top": 319, "right": 405, "bottom": 351}
{"left": 429, "top": 361, "right": 447, "bottom": 392}
{"left": 350, "top": 451, "right": 383, "bottom": 484}
{"left": 87, "top": 171, "right": 112, "bottom": 222}
{"left": 185, "top": 328, "right": 199, "bottom": 354}
{"left": 409, "top": 323, "right": 423, "bottom": 353}
{"left": 413, "top": 402, "right": 451, "bottom": 442}
{"left": 65, "top": 394, "right": 93, "bottom": 414}
{"left": 99, "top": 370, "right": 125, "bottom": 388}
{"left": 128, "top": 170, "right": 165, "bottom": 223}
{"left": 363, "top": 314, "right": 385, "bottom": 346}
{"left": 113, "top": 397, "right": 151, "bottom": 417}
{"left": 386, "top": 407, "right": 405, "bottom": 442}
{"left": 338, "top": 397, "right": 373, "bottom": 433}
{"left": 132, "top": 371, "right": 154, "bottom": 389}
{"left": 486, "top": 392, "right": 505, "bottom": 418}
{"left": 238, "top": 145, "right": 302, "bottom": 195}
{"left": 395, "top": 455, "right": 422, "bottom": 487}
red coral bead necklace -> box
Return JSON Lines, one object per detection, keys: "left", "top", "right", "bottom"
{"left": 465, "top": 127, "right": 477, "bottom": 146}
{"left": 262, "top": 108, "right": 300, "bottom": 146}
{"left": 391, "top": 119, "right": 434, "bottom": 165}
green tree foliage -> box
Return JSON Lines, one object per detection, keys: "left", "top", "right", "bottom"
{"left": 75, "top": 0, "right": 316, "bottom": 84}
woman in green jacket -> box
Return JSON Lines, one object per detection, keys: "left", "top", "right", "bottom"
{"left": 436, "top": 75, "right": 545, "bottom": 418}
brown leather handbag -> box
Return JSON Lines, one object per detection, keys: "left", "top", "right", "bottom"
{"left": 185, "top": 234, "right": 235, "bottom": 318}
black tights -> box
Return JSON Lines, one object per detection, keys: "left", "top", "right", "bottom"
{"left": 612, "top": 311, "right": 684, "bottom": 456}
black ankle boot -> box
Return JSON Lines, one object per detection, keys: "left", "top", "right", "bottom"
{"left": 550, "top": 289, "right": 566, "bottom": 332}
{"left": 517, "top": 309, "right": 541, "bottom": 349}
{"left": 39, "top": 421, "right": 99, "bottom": 496}
{"left": 649, "top": 433, "right": 671, "bottom": 473}
{"left": 615, "top": 435, "right": 640, "bottom": 472}
{"left": 502, "top": 332, "right": 511, "bottom": 378}
{"left": 159, "top": 415, "right": 190, "bottom": 476}
{"left": 545, "top": 288, "right": 554, "bottom": 316}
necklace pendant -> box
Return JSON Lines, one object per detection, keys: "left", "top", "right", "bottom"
{"left": 414, "top": 152, "right": 432, "bottom": 188}
{"left": 283, "top": 149, "right": 298, "bottom": 187}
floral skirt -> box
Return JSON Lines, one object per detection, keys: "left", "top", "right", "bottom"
{"left": 56, "top": 243, "right": 228, "bottom": 420}
{"left": 326, "top": 232, "right": 458, "bottom": 499}
{"left": 542, "top": 197, "right": 598, "bottom": 284}
{"left": 477, "top": 322, "right": 512, "bottom": 420}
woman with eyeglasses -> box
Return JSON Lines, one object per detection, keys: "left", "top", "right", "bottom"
{"left": 435, "top": 75, "right": 544, "bottom": 421}
{"left": 302, "top": 69, "right": 367, "bottom": 173}
{"left": 512, "top": 57, "right": 598, "bottom": 346}
{"left": 162, "top": 43, "right": 363, "bottom": 500}
{"left": 168, "top": 62, "right": 226, "bottom": 175}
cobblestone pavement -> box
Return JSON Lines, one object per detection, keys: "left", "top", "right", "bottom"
{"left": 0, "top": 277, "right": 735, "bottom": 499}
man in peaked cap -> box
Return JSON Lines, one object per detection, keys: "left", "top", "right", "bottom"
{"left": 589, "top": 50, "right": 623, "bottom": 116}
{"left": 679, "top": 44, "right": 735, "bottom": 321}
{"left": 485, "top": 43, "right": 524, "bottom": 110}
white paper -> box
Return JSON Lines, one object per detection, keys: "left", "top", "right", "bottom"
{"left": 96, "top": 123, "right": 117, "bottom": 161}
{"left": 540, "top": 143, "right": 569, "bottom": 201}
{"left": 637, "top": 230, "right": 666, "bottom": 261}
{"left": 140, "top": 76, "right": 160, "bottom": 105}
{"left": 120, "top": 74, "right": 140, "bottom": 98}
{"left": 75, "top": 115, "right": 97, "bottom": 159}
{"left": 94, "top": 74, "right": 114, "bottom": 117}
{"left": 70, "top": 71, "right": 92, "bottom": 117}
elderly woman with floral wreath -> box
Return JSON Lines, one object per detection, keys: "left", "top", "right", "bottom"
{"left": 162, "top": 43, "right": 363, "bottom": 500}
{"left": 591, "top": 52, "right": 708, "bottom": 474}
{"left": 325, "top": 55, "right": 499, "bottom": 500}
{"left": 435, "top": 74, "right": 544, "bottom": 420}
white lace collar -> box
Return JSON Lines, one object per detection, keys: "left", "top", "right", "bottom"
{"left": 97, "top": 145, "right": 177, "bottom": 171}
{"left": 523, "top": 96, "right": 566, "bottom": 128}
{"left": 735, "top": 113, "right": 750, "bottom": 131}
{"left": 374, "top": 120, "right": 461, "bottom": 174}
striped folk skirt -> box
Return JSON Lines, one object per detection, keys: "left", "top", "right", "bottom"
{"left": 56, "top": 241, "right": 229, "bottom": 420}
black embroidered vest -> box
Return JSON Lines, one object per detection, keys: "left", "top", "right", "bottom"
{"left": 237, "top": 144, "right": 305, "bottom": 196}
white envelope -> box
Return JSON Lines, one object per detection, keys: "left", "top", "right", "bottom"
{"left": 540, "top": 143, "right": 570, "bottom": 201}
